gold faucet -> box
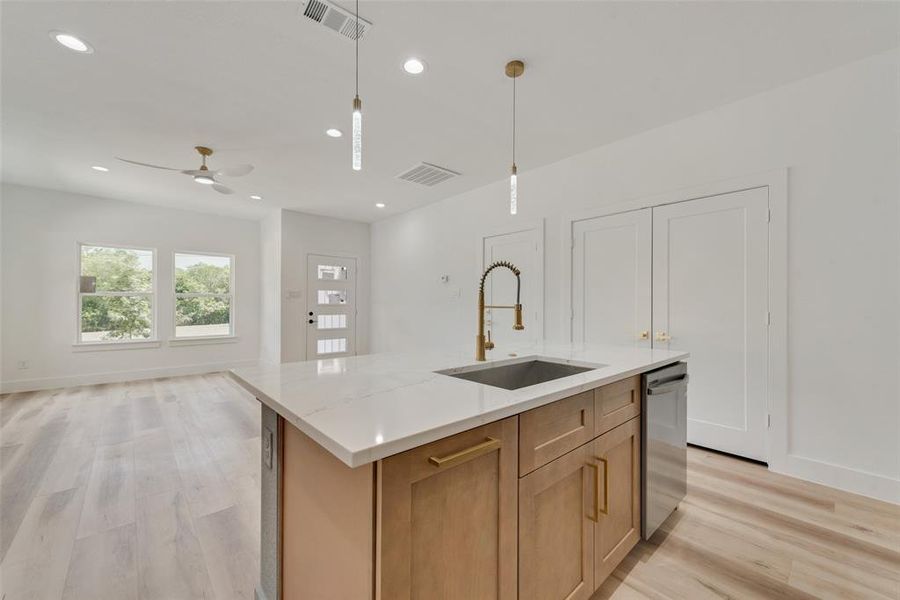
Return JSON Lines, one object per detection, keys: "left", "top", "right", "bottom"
{"left": 477, "top": 261, "right": 524, "bottom": 361}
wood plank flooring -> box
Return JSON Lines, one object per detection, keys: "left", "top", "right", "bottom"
{"left": 2, "top": 373, "right": 898, "bottom": 599}
{"left": 0, "top": 374, "right": 260, "bottom": 600}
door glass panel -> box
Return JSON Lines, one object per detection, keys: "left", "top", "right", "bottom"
{"left": 317, "top": 265, "right": 348, "bottom": 281}
{"left": 317, "top": 338, "right": 347, "bottom": 354}
{"left": 317, "top": 290, "right": 347, "bottom": 305}
{"left": 317, "top": 314, "right": 347, "bottom": 329}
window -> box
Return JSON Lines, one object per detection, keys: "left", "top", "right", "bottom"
{"left": 174, "top": 252, "right": 233, "bottom": 338}
{"left": 78, "top": 244, "right": 155, "bottom": 343}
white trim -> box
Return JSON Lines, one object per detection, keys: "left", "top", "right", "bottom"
{"left": 72, "top": 339, "right": 161, "bottom": 352}
{"left": 0, "top": 359, "right": 259, "bottom": 394}
{"left": 772, "top": 453, "right": 900, "bottom": 504}
{"left": 560, "top": 168, "right": 789, "bottom": 472}
{"left": 168, "top": 335, "right": 239, "bottom": 346}
{"left": 172, "top": 250, "right": 236, "bottom": 339}
{"left": 76, "top": 242, "right": 158, "bottom": 343}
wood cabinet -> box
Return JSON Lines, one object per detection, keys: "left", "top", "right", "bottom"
{"left": 277, "top": 374, "right": 647, "bottom": 600}
{"left": 519, "top": 390, "right": 595, "bottom": 476}
{"left": 518, "top": 443, "right": 594, "bottom": 600}
{"left": 592, "top": 418, "right": 641, "bottom": 585}
{"left": 378, "top": 417, "right": 518, "bottom": 600}
{"left": 519, "top": 417, "right": 641, "bottom": 600}
{"left": 595, "top": 375, "right": 640, "bottom": 436}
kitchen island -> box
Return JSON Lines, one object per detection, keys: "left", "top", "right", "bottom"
{"left": 231, "top": 343, "right": 688, "bottom": 600}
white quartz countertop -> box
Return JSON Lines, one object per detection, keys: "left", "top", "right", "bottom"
{"left": 230, "top": 343, "right": 688, "bottom": 467}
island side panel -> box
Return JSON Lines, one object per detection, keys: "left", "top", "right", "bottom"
{"left": 282, "top": 421, "right": 375, "bottom": 599}
{"left": 258, "top": 405, "right": 283, "bottom": 600}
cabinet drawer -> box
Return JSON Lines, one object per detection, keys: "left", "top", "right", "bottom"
{"left": 520, "top": 391, "right": 595, "bottom": 476}
{"left": 595, "top": 375, "right": 641, "bottom": 436}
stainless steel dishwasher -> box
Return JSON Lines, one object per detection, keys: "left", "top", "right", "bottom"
{"left": 642, "top": 362, "right": 688, "bottom": 540}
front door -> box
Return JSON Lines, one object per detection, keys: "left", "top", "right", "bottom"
{"left": 306, "top": 254, "right": 357, "bottom": 359}
{"left": 652, "top": 187, "right": 769, "bottom": 461}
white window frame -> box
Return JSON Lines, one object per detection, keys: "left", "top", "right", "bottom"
{"left": 75, "top": 242, "right": 158, "bottom": 346}
{"left": 172, "top": 250, "right": 236, "bottom": 341}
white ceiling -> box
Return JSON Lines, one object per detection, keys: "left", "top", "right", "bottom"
{"left": 3, "top": 1, "right": 898, "bottom": 222}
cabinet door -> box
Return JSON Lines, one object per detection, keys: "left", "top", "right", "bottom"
{"left": 378, "top": 417, "right": 517, "bottom": 600}
{"left": 519, "top": 444, "right": 594, "bottom": 600}
{"left": 591, "top": 418, "right": 641, "bottom": 586}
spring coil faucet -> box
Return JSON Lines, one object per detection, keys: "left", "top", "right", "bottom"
{"left": 476, "top": 261, "right": 525, "bottom": 361}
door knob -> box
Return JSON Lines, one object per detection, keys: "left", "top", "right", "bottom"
{"left": 639, "top": 331, "right": 649, "bottom": 340}
{"left": 655, "top": 331, "right": 671, "bottom": 342}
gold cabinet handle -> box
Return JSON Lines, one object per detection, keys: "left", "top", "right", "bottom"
{"left": 428, "top": 437, "right": 500, "bottom": 468}
{"left": 596, "top": 456, "right": 609, "bottom": 517}
{"left": 655, "top": 331, "right": 671, "bottom": 342}
{"left": 639, "top": 331, "right": 650, "bottom": 340}
{"left": 587, "top": 462, "right": 601, "bottom": 522}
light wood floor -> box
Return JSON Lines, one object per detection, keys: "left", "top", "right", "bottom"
{"left": 2, "top": 374, "right": 898, "bottom": 600}
{"left": 1, "top": 373, "right": 260, "bottom": 600}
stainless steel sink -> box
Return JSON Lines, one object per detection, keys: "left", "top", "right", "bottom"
{"left": 436, "top": 358, "right": 604, "bottom": 391}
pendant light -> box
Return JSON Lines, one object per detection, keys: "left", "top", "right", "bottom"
{"left": 351, "top": 0, "right": 362, "bottom": 171}
{"left": 506, "top": 60, "right": 524, "bottom": 215}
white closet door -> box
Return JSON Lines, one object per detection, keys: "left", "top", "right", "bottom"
{"left": 652, "top": 188, "right": 768, "bottom": 461}
{"left": 483, "top": 227, "right": 543, "bottom": 347}
{"left": 572, "top": 209, "right": 652, "bottom": 348}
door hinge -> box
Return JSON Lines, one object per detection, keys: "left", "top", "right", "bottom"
{"left": 767, "top": 414, "right": 772, "bottom": 429}
{"left": 766, "top": 311, "right": 771, "bottom": 326}
{"left": 767, "top": 208, "right": 772, "bottom": 223}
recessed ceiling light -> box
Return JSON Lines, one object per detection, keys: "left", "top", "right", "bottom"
{"left": 91, "top": 165, "right": 109, "bottom": 172}
{"left": 194, "top": 175, "right": 216, "bottom": 185}
{"left": 403, "top": 58, "right": 425, "bottom": 75}
{"left": 249, "top": 194, "right": 263, "bottom": 201}
{"left": 49, "top": 31, "right": 93, "bottom": 54}
{"left": 375, "top": 203, "right": 386, "bottom": 208}
{"left": 325, "top": 128, "right": 343, "bottom": 138}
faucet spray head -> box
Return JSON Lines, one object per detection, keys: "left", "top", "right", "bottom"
{"left": 514, "top": 304, "right": 525, "bottom": 330}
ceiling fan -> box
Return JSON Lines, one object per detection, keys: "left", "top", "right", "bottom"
{"left": 115, "top": 146, "right": 253, "bottom": 195}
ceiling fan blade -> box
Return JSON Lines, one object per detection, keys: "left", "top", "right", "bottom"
{"left": 181, "top": 169, "right": 208, "bottom": 176}
{"left": 216, "top": 164, "right": 254, "bottom": 177}
{"left": 212, "top": 183, "right": 234, "bottom": 195}
{"left": 115, "top": 157, "right": 182, "bottom": 171}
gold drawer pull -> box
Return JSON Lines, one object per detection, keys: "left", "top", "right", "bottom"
{"left": 428, "top": 437, "right": 501, "bottom": 468}
{"left": 587, "top": 462, "right": 601, "bottom": 522}
{"left": 596, "top": 456, "right": 609, "bottom": 517}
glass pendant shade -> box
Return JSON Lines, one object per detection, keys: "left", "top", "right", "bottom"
{"left": 509, "top": 164, "right": 518, "bottom": 215}
{"left": 352, "top": 96, "right": 362, "bottom": 171}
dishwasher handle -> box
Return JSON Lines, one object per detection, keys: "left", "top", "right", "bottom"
{"left": 647, "top": 374, "right": 689, "bottom": 395}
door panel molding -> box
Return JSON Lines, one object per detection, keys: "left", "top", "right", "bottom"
{"left": 478, "top": 219, "right": 545, "bottom": 343}
{"left": 561, "top": 169, "right": 787, "bottom": 469}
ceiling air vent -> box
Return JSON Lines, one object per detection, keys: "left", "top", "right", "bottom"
{"left": 396, "top": 162, "right": 460, "bottom": 187}
{"left": 299, "top": 0, "right": 372, "bottom": 41}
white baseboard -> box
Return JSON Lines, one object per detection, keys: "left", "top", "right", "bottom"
{"left": 771, "top": 452, "right": 900, "bottom": 505}
{"left": 0, "top": 359, "right": 259, "bottom": 394}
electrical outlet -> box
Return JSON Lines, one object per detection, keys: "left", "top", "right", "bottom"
{"left": 16, "top": 360, "right": 29, "bottom": 370}
{"left": 263, "top": 427, "right": 274, "bottom": 469}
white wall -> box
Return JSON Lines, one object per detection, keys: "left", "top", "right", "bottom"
{"left": 279, "top": 209, "right": 370, "bottom": 363}
{"left": 259, "top": 209, "right": 282, "bottom": 366}
{"left": 371, "top": 50, "right": 900, "bottom": 501}
{"left": 1, "top": 183, "right": 261, "bottom": 391}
